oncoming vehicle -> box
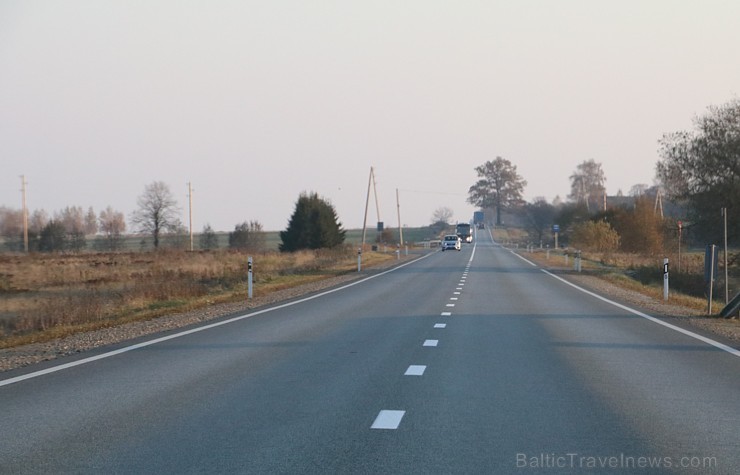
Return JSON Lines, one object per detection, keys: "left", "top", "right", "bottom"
{"left": 442, "top": 234, "right": 462, "bottom": 251}
{"left": 455, "top": 222, "right": 472, "bottom": 243}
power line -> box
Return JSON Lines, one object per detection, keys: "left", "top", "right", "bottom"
{"left": 398, "top": 188, "right": 467, "bottom": 196}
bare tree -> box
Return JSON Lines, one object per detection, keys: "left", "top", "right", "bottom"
{"left": 56, "top": 206, "right": 85, "bottom": 235}
{"left": 0, "top": 207, "right": 22, "bottom": 239}
{"left": 29, "top": 209, "right": 49, "bottom": 235}
{"left": 568, "top": 159, "right": 606, "bottom": 212}
{"left": 85, "top": 206, "right": 98, "bottom": 235}
{"left": 99, "top": 206, "right": 127, "bottom": 251}
{"left": 629, "top": 184, "right": 650, "bottom": 197}
{"left": 131, "top": 181, "right": 181, "bottom": 249}
{"left": 431, "top": 207, "right": 454, "bottom": 226}
{"left": 229, "top": 221, "right": 266, "bottom": 251}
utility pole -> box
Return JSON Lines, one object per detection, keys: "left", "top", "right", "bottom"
{"left": 361, "top": 167, "right": 373, "bottom": 251}
{"left": 187, "top": 182, "right": 194, "bottom": 252}
{"left": 722, "top": 207, "right": 728, "bottom": 304}
{"left": 20, "top": 175, "right": 28, "bottom": 253}
{"left": 361, "top": 167, "right": 381, "bottom": 251}
{"left": 396, "top": 188, "right": 403, "bottom": 247}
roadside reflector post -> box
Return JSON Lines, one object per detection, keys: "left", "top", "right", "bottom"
{"left": 247, "top": 256, "right": 253, "bottom": 299}
{"left": 357, "top": 248, "right": 362, "bottom": 272}
{"left": 663, "top": 258, "right": 669, "bottom": 301}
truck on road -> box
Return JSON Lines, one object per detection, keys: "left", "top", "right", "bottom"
{"left": 455, "top": 222, "right": 472, "bottom": 243}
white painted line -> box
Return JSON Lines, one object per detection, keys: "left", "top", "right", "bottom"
{"left": 0, "top": 252, "right": 440, "bottom": 388}
{"left": 441, "top": 312, "right": 452, "bottom": 316}
{"left": 543, "top": 268, "right": 740, "bottom": 358}
{"left": 434, "top": 323, "right": 446, "bottom": 328}
{"left": 405, "top": 365, "right": 426, "bottom": 376}
{"left": 454, "top": 292, "right": 461, "bottom": 295}
{"left": 506, "top": 248, "right": 740, "bottom": 359}
{"left": 371, "top": 410, "right": 406, "bottom": 429}
{"left": 450, "top": 297, "right": 458, "bottom": 301}
{"left": 446, "top": 304, "right": 455, "bottom": 307}
{"left": 423, "top": 339, "right": 439, "bottom": 347}
{"left": 456, "top": 287, "right": 463, "bottom": 290}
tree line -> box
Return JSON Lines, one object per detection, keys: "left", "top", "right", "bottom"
{"left": 0, "top": 182, "right": 345, "bottom": 254}
{"left": 464, "top": 98, "right": 738, "bottom": 252}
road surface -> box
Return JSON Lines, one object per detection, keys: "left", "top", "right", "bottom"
{"left": 1, "top": 230, "right": 738, "bottom": 473}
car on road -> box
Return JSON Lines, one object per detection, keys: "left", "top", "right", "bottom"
{"left": 441, "top": 234, "right": 461, "bottom": 251}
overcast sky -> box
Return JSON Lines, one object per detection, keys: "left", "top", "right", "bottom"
{"left": 2, "top": 1, "right": 738, "bottom": 232}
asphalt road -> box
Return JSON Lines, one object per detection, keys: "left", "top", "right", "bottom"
{"left": 1, "top": 230, "right": 739, "bottom": 474}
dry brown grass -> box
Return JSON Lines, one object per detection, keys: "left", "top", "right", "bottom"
{"left": 519, "top": 247, "right": 733, "bottom": 313}
{"left": 0, "top": 247, "right": 396, "bottom": 348}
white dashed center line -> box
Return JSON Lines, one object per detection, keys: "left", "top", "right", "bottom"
{"left": 434, "top": 323, "right": 446, "bottom": 328}
{"left": 423, "top": 339, "right": 439, "bottom": 347}
{"left": 405, "top": 365, "right": 426, "bottom": 376}
{"left": 371, "top": 410, "right": 406, "bottom": 429}
{"left": 441, "top": 312, "right": 452, "bottom": 316}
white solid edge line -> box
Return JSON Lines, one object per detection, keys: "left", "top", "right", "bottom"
{"left": 0, "top": 252, "right": 436, "bottom": 388}
{"left": 371, "top": 410, "right": 405, "bottom": 429}
{"left": 509, "top": 249, "right": 740, "bottom": 358}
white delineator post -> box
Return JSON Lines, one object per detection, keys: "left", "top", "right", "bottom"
{"left": 663, "top": 258, "right": 669, "bottom": 301}
{"left": 248, "top": 256, "right": 253, "bottom": 300}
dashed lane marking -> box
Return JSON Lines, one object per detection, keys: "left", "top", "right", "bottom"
{"left": 405, "top": 365, "right": 426, "bottom": 376}
{"left": 371, "top": 410, "right": 406, "bottom": 429}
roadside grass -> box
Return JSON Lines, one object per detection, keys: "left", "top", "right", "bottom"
{"left": 491, "top": 226, "right": 737, "bottom": 315}
{"left": 0, "top": 246, "right": 402, "bottom": 348}
{"left": 512, "top": 246, "right": 728, "bottom": 314}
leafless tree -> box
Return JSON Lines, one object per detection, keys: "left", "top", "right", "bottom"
{"left": 568, "top": 159, "right": 606, "bottom": 212}
{"left": 431, "top": 207, "right": 454, "bottom": 226}
{"left": 29, "top": 209, "right": 49, "bottom": 235}
{"left": 56, "top": 206, "right": 86, "bottom": 235}
{"left": 0, "top": 207, "right": 22, "bottom": 238}
{"left": 99, "top": 206, "right": 127, "bottom": 250}
{"left": 85, "top": 207, "right": 98, "bottom": 235}
{"left": 130, "top": 181, "right": 181, "bottom": 249}
{"left": 629, "top": 184, "right": 649, "bottom": 197}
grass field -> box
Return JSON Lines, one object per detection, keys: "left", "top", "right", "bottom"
{"left": 0, "top": 227, "right": 444, "bottom": 348}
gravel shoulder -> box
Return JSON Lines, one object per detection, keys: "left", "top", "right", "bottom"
{"left": 2, "top": 250, "right": 738, "bottom": 373}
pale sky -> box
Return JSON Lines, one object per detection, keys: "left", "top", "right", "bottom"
{"left": 2, "top": 1, "right": 739, "bottom": 232}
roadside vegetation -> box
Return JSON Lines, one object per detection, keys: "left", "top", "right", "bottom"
{"left": 491, "top": 226, "right": 737, "bottom": 315}
{"left": 0, "top": 246, "right": 402, "bottom": 348}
